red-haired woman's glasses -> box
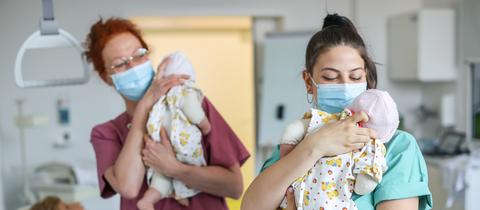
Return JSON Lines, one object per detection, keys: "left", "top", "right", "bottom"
{"left": 110, "top": 48, "right": 149, "bottom": 71}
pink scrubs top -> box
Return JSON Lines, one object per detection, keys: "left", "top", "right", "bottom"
{"left": 90, "top": 97, "right": 250, "bottom": 210}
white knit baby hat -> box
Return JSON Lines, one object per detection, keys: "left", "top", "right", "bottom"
{"left": 163, "top": 51, "right": 197, "bottom": 81}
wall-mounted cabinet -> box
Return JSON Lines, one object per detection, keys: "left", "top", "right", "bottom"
{"left": 388, "top": 9, "right": 455, "bottom": 82}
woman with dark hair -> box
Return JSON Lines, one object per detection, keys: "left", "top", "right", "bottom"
{"left": 84, "top": 18, "right": 250, "bottom": 210}
{"left": 241, "top": 14, "right": 432, "bottom": 210}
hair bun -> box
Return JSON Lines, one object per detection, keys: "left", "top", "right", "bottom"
{"left": 322, "top": 13, "right": 358, "bottom": 33}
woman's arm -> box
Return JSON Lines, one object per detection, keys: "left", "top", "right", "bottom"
{"left": 241, "top": 112, "right": 376, "bottom": 210}
{"left": 377, "top": 198, "right": 419, "bottom": 210}
{"left": 242, "top": 135, "right": 326, "bottom": 209}
{"left": 111, "top": 99, "right": 152, "bottom": 198}
{"left": 142, "top": 129, "right": 244, "bottom": 199}
{"left": 172, "top": 163, "right": 243, "bottom": 199}
{"left": 279, "top": 144, "right": 296, "bottom": 157}
{"left": 103, "top": 166, "right": 120, "bottom": 193}
{"left": 370, "top": 131, "right": 431, "bottom": 210}
{"left": 109, "top": 58, "right": 190, "bottom": 198}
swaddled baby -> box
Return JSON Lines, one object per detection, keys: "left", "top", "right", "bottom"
{"left": 279, "top": 89, "right": 399, "bottom": 210}
{"left": 137, "top": 52, "right": 211, "bottom": 210}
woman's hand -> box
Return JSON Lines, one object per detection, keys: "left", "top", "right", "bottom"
{"left": 304, "top": 111, "right": 377, "bottom": 158}
{"left": 142, "top": 128, "right": 183, "bottom": 177}
{"left": 141, "top": 57, "right": 190, "bottom": 105}
{"left": 241, "top": 112, "right": 377, "bottom": 210}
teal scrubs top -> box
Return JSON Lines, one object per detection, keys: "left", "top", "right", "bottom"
{"left": 261, "top": 130, "right": 433, "bottom": 210}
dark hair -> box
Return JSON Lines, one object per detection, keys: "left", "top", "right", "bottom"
{"left": 83, "top": 17, "right": 149, "bottom": 82}
{"left": 305, "top": 14, "right": 377, "bottom": 89}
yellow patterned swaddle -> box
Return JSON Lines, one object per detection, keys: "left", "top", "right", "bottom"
{"left": 283, "top": 109, "right": 387, "bottom": 210}
{"left": 146, "top": 80, "right": 206, "bottom": 199}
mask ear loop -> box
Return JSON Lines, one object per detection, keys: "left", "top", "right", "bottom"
{"left": 308, "top": 73, "right": 318, "bottom": 86}
{"left": 307, "top": 73, "right": 319, "bottom": 108}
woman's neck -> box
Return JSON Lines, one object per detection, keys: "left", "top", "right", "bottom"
{"left": 125, "top": 99, "right": 137, "bottom": 118}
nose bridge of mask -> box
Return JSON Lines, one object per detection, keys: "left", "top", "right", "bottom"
{"left": 345, "top": 82, "right": 368, "bottom": 98}
{"left": 310, "top": 74, "right": 346, "bottom": 99}
{"left": 317, "top": 83, "right": 349, "bottom": 97}
{"left": 111, "top": 60, "right": 154, "bottom": 101}
{"left": 111, "top": 60, "right": 153, "bottom": 89}
{"left": 314, "top": 82, "right": 367, "bottom": 113}
{"left": 308, "top": 73, "right": 367, "bottom": 97}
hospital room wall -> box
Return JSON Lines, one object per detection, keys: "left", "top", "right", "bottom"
{"left": 404, "top": 0, "right": 480, "bottom": 138}
{"left": 350, "top": 0, "right": 471, "bottom": 139}
{"left": 0, "top": 3, "right": 124, "bottom": 210}
{"left": 0, "top": 120, "right": 4, "bottom": 210}
{"left": 458, "top": 0, "right": 480, "bottom": 139}
{"left": 0, "top": 0, "right": 461, "bottom": 209}
{"left": 356, "top": 0, "right": 480, "bottom": 140}
{"left": 0, "top": 1, "right": 353, "bottom": 209}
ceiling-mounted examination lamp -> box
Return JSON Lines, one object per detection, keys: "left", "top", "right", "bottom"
{"left": 14, "top": 0, "right": 89, "bottom": 88}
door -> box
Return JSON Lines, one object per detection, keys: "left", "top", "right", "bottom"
{"left": 257, "top": 32, "right": 314, "bottom": 169}
{"left": 131, "top": 16, "right": 255, "bottom": 209}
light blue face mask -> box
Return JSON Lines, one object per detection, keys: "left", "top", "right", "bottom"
{"left": 310, "top": 75, "right": 367, "bottom": 113}
{"left": 111, "top": 60, "right": 155, "bottom": 101}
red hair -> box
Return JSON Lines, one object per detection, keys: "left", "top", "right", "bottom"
{"left": 83, "top": 17, "right": 149, "bottom": 82}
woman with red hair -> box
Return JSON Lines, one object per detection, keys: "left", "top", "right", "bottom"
{"left": 84, "top": 18, "right": 249, "bottom": 210}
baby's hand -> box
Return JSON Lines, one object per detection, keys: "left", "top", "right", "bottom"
{"left": 177, "top": 198, "right": 189, "bottom": 207}
{"left": 174, "top": 192, "right": 190, "bottom": 207}
{"left": 354, "top": 174, "right": 378, "bottom": 195}
{"left": 198, "top": 118, "right": 211, "bottom": 135}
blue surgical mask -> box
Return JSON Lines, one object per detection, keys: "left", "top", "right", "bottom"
{"left": 310, "top": 76, "right": 367, "bottom": 113}
{"left": 111, "top": 60, "right": 155, "bottom": 101}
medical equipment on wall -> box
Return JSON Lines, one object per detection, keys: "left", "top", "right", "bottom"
{"left": 56, "top": 97, "right": 70, "bottom": 125}
{"left": 15, "top": 99, "right": 49, "bottom": 204}
{"left": 30, "top": 162, "right": 97, "bottom": 203}
{"left": 14, "top": 0, "right": 89, "bottom": 88}
{"left": 54, "top": 96, "right": 71, "bottom": 148}
{"left": 440, "top": 94, "right": 455, "bottom": 127}
{"left": 33, "top": 162, "right": 76, "bottom": 185}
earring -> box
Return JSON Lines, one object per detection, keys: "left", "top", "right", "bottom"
{"left": 307, "top": 93, "right": 313, "bottom": 104}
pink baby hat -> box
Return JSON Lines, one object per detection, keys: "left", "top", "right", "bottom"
{"left": 163, "top": 51, "right": 197, "bottom": 82}
{"left": 348, "top": 89, "right": 399, "bottom": 143}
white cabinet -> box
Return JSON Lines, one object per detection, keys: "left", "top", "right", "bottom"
{"left": 388, "top": 9, "right": 455, "bottom": 82}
